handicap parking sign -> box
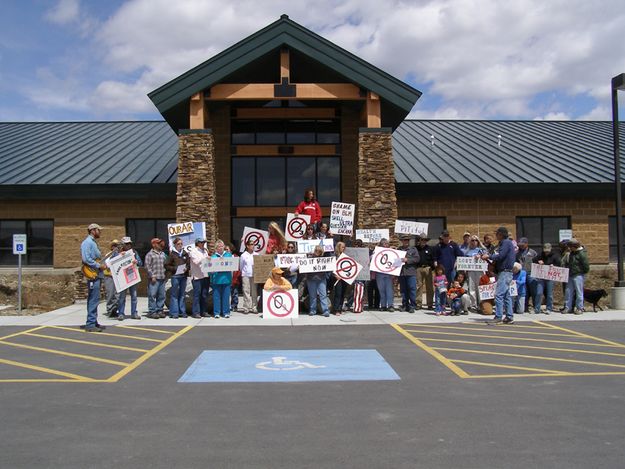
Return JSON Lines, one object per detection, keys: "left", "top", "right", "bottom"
{"left": 12, "top": 234, "right": 27, "bottom": 255}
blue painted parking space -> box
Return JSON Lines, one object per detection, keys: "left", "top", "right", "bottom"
{"left": 178, "top": 349, "right": 400, "bottom": 383}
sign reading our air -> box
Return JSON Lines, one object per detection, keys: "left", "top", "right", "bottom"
{"left": 530, "top": 264, "right": 569, "bottom": 283}
{"left": 297, "top": 256, "right": 336, "bottom": 274}
{"left": 355, "top": 229, "right": 389, "bottom": 244}
{"left": 394, "top": 220, "right": 428, "bottom": 237}
{"left": 201, "top": 256, "right": 240, "bottom": 274}
{"left": 167, "top": 221, "right": 206, "bottom": 253}
{"left": 106, "top": 250, "right": 142, "bottom": 293}
{"left": 329, "top": 202, "right": 355, "bottom": 236}
{"left": 285, "top": 213, "right": 311, "bottom": 242}
{"left": 478, "top": 280, "right": 518, "bottom": 300}
{"left": 369, "top": 246, "right": 404, "bottom": 276}
{"left": 455, "top": 256, "right": 489, "bottom": 272}
{"left": 263, "top": 289, "right": 299, "bottom": 319}
{"left": 297, "top": 239, "right": 334, "bottom": 254}
{"left": 334, "top": 253, "right": 363, "bottom": 285}
{"left": 240, "top": 227, "right": 269, "bottom": 254}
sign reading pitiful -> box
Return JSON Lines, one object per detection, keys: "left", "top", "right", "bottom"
{"left": 394, "top": 220, "right": 428, "bottom": 237}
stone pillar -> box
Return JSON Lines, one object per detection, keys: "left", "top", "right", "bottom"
{"left": 357, "top": 128, "right": 398, "bottom": 243}
{"left": 177, "top": 129, "right": 219, "bottom": 247}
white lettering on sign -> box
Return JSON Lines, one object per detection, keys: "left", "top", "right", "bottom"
{"left": 201, "top": 257, "right": 240, "bottom": 274}
{"left": 298, "top": 256, "right": 336, "bottom": 274}
{"left": 13, "top": 234, "right": 27, "bottom": 255}
{"left": 355, "top": 229, "right": 389, "bottom": 244}
{"left": 456, "top": 256, "right": 488, "bottom": 272}
{"left": 167, "top": 222, "right": 206, "bottom": 254}
{"left": 478, "top": 280, "right": 517, "bottom": 300}
{"left": 531, "top": 264, "right": 569, "bottom": 283}
{"left": 330, "top": 202, "right": 355, "bottom": 236}
{"left": 394, "top": 220, "right": 428, "bottom": 236}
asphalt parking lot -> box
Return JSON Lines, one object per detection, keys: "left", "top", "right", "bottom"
{"left": 1, "top": 321, "right": 625, "bottom": 468}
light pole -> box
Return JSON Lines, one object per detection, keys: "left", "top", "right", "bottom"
{"left": 612, "top": 73, "right": 625, "bottom": 288}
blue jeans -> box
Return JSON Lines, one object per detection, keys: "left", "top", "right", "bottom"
{"left": 148, "top": 279, "right": 166, "bottom": 313}
{"left": 526, "top": 275, "right": 538, "bottom": 310}
{"left": 86, "top": 278, "right": 101, "bottom": 327}
{"left": 169, "top": 276, "right": 187, "bottom": 317}
{"left": 376, "top": 273, "right": 394, "bottom": 308}
{"left": 451, "top": 297, "right": 462, "bottom": 314}
{"left": 213, "top": 283, "right": 231, "bottom": 317}
{"left": 192, "top": 278, "right": 209, "bottom": 315}
{"left": 118, "top": 285, "right": 138, "bottom": 317}
{"left": 231, "top": 284, "right": 239, "bottom": 309}
{"left": 435, "top": 288, "right": 447, "bottom": 313}
{"left": 495, "top": 271, "right": 514, "bottom": 319}
{"left": 307, "top": 277, "right": 329, "bottom": 315}
{"left": 565, "top": 275, "right": 585, "bottom": 311}
{"left": 399, "top": 275, "right": 417, "bottom": 310}
{"left": 515, "top": 295, "right": 526, "bottom": 314}
{"left": 534, "top": 279, "right": 554, "bottom": 312}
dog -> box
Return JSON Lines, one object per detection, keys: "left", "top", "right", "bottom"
{"left": 583, "top": 288, "right": 608, "bottom": 312}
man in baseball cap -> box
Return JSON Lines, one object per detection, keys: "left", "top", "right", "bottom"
{"left": 81, "top": 223, "right": 105, "bottom": 332}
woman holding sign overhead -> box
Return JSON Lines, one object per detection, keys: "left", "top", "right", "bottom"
{"left": 306, "top": 245, "right": 330, "bottom": 317}
{"left": 267, "top": 221, "right": 287, "bottom": 254}
{"left": 295, "top": 189, "right": 322, "bottom": 231}
{"left": 376, "top": 238, "right": 395, "bottom": 312}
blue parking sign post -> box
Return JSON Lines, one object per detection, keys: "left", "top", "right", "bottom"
{"left": 12, "top": 234, "right": 27, "bottom": 314}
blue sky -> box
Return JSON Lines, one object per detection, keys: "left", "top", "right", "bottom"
{"left": 1, "top": 0, "right": 625, "bottom": 122}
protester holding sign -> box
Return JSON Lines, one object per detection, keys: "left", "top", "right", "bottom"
{"left": 415, "top": 237, "right": 434, "bottom": 310}
{"left": 239, "top": 239, "right": 258, "bottom": 314}
{"left": 295, "top": 189, "right": 322, "bottom": 231}
{"left": 481, "top": 226, "right": 516, "bottom": 324}
{"left": 145, "top": 238, "right": 167, "bottom": 319}
{"left": 464, "top": 235, "right": 486, "bottom": 311}
{"left": 376, "top": 239, "right": 396, "bottom": 312}
{"left": 332, "top": 241, "right": 348, "bottom": 314}
{"left": 532, "top": 243, "right": 561, "bottom": 314}
{"left": 316, "top": 222, "right": 334, "bottom": 242}
{"left": 267, "top": 221, "right": 287, "bottom": 254}
{"left": 116, "top": 237, "right": 142, "bottom": 321}
{"left": 282, "top": 242, "right": 300, "bottom": 288}
{"left": 164, "top": 237, "right": 190, "bottom": 318}
{"left": 516, "top": 237, "right": 538, "bottom": 313}
{"left": 190, "top": 238, "right": 210, "bottom": 318}
{"left": 479, "top": 264, "right": 497, "bottom": 315}
{"left": 210, "top": 240, "right": 233, "bottom": 318}
{"left": 562, "top": 238, "right": 589, "bottom": 315}
{"left": 434, "top": 230, "right": 464, "bottom": 284}
{"left": 398, "top": 235, "right": 419, "bottom": 313}
{"left": 305, "top": 245, "right": 330, "bottom": 317}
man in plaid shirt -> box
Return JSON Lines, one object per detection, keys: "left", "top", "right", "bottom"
{"left": 145, "top": 238, "right": 167, "bottom": 319}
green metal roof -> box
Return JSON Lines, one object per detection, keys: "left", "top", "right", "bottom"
{"left": 148, "top": 15, "right": 421, "bottom": 131}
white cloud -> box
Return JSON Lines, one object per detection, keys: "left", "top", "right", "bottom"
{"left": 45, "top": 0, "right": 80, "bottom": 25}
{"left": 534, "top": 112, "right": 571, "bottom": 121}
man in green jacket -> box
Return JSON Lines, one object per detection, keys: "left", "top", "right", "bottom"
{"left": 563, "top": 238, "right": 590, "bottom": 315}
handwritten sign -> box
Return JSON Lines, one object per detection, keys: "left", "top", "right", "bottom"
{"left": 355, "top": 229, "right": 389, "bottom": 244}
{"left": 106, "top": 250, "right": 141, "bottom": 293}
{"left": 253, "top": 255, "right": 276, "bottom": 284}
{"left": 298, "top": 256, "right": 336, "bottom": 274}
{"left": 531, "top": 264, "right": 569, "bottom": 283}
{"left": 297, "top": 239, "right": 334, "bottom": 254}
{"left": 285, "top": 214, "right": 311, "bottom": 242}
{"left": 201, "top": 256, "right": 240, "bottom": 274}
{"left": 456, "top": 256, "right": 488, "bottom": 272}
{"left": 167, "top": 221, "right": 206, "bottom": 253}
{"left": 330, "top": 202, "right": 355, "bottom": 236}
{"left": 345, "top": 247, "right": 371, "bottom": 281}
{"left": 370, "top": 246, "right": 404, "bottom": 276}
{"left": 276, "top": 253, "right": 307, "bottom": 268}
{"left": 394, "top": 220, "right": 428, "bottom": 237}
{"left": 263, "top": 289, "right": 299, "bottom": 319}
{"left": 240, "top": 227, "right": 269, "bottom": 254}
{"left": 334, "top": 253, "right": 363, "bottom": 285}
{"left": 478, "top": 281, "right": 518, "bottom": 300}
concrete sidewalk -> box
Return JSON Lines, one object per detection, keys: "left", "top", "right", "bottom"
{"left": 0, "top": 297, "right": 622, "bottom": 326}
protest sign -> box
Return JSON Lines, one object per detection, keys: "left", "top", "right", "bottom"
{"left": 240, "top": 227, "right": 269, "bottom": 254}
{"left": 106, "top": 250, "right": 141, "bottom": 293}
{"left": 167, "top": 221, "right": 206, "bottom": 253}
{"left": 531, "top": 264, "right": 569, "bottom": 283}
{"left": 276, "top": 253, "right": 307, "bottom": 268}
{"left": 253, "top": 255, "right": 276, "bottom": 283}
{"left": 478, "top": 281, "right": 518, "bottom": 300}
{"left": 369, "top": 246, "right": 404, "bottom": 276}
{"left": 559, "top": 229, "right": 573, "bottom": 242}
{"left": 345, "top": 247, "right": 371, "bottom": 281}
{"left": 456, "top": 256, "right": 489, "bottom": 272}
{"left": 201, "top": 256, "right": 240, "bottom": 274}
{"left": 297, "top": 256, "right": 336, "bottom": 274}
{"left": 297, "top": 239, "right": 334, "bottom": 254}
{"left": 334, "top": 253, "right": 363, "bottom": 285}
{"left": 330, "top": 202, "right": 355, "bottom": 236}
{"left": 394, "top": 220, "right": 428, "bottom": 237}
{"left": 355, "top": 229, "right": 389, "bottom": 244}
{"left": 285, "top": 214, "right": 311, "bottom": 242}
{"left": 263, "top": 289, "right": 299, "bottom": 319}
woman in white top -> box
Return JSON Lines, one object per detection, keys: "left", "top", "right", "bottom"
{"left": 190, "top": 238, "right": 210, "bottom": 318}
{"left": 239, "top": 239, "right": 258, "bottom": 313}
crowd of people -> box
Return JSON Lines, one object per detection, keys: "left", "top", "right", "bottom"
{"left": 80, "top": 192, "right": 590, "bottom": 332}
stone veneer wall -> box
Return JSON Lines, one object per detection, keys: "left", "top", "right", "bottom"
{"left": 357, "top": 128, "right": 398, "bottom": 241}
{"left": 177, "top": 130, "right": 219, "bottom": 247}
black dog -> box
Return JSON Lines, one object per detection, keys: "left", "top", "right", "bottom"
{"left": 583, "top": 289, "right": 608, "bottom": 312}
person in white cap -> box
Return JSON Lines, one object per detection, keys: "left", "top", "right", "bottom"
{"left": 116, "top": 236, "right": 142, "bottom": 320}
{"left": 80, "top": 223, "right": 105, "bottom": 332}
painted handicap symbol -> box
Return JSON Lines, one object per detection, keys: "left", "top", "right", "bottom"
{"left": 255, "top": 356, "right": 327, "bottom": 371}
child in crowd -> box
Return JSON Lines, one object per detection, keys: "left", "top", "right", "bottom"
{"left": 512, "top": 262, "right": 527, "bottom": 314}
{"left": 433, "top": 265, "right": 448, "bottom": 315}
{"left": 447, "top": 280, "right": 466, "bottom": 316}
{"left": 479, "top": 263, "right": 497, "bottom": 315}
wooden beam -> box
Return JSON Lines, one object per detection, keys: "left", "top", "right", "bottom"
{"left": 234, "top": 108, "right": 336, "bottom": 119}
{"left": 207, "top": 83, "right": 363, "bottom": 101}
{"left": 233, "top": 144, "right": 339, "bottom": 156}
{"left": 189, "top": 92, "right": 206, "bottom": 129}
{"left": 280, "top": 48, "right": 290, "bottom": 82}
{"left": 237, "top": 207, "right": 331, "bottom": 217}
{"left": 365, "top": 91, "right": 381, "bottom": 128}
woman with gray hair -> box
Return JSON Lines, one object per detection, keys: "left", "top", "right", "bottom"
{"left": 210, "top": 239, "right": 233, "bottom": 318}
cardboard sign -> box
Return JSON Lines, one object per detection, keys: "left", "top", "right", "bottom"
{"left": 334, "top": 253, "right": 363, "bottom": 285}
{"left": 394, "top": 220, "right": 428, "bottom": 237}
{"left": 240, "top": 227, "right": 269, "bottom": 254}
{"left": 330, "top": 202, "right": 355, "bottom": 236}
{"left": 276, "top": 253, "right": 307, "bottom": 268}
{"left": 355, "top": 229, "right": 389, "bottom": 244}
{"left": 370, "top": 246, "right": 404, "bottom": 276}
{"left": 298, "top": 256, "right": 336, "bottom": 274}
{"left": 345, "top": 247, "right": 371, "bottom": 281}
{"left": 559, "top": 229, "right": 573, "bottom": 242}
{"left": 531, "top": 264, "right": 569, "bottom": 283}
{"left": 285, "top": 214, "right": 311, "bottom": 242}
{"left": 201, "top": 256, "right": 240, "bottom": 274}
{"left": 167, "top": 221, "right": 206, "bottom": 253}
{"left": 253, "top": 255, "right": 276, "bottom": 283}
{"left": 106, "top": 250, "right": 141, "bottom": 293}
{"left": 456, "top": 256, "right": 488, "bottom": 272}
{"left": 478, "top": 280, "right": 518, "bottom": 300}
{"left": 297, "top": 239, "right": 335, "bottom": 254}
{"left": 263, "top": 289, "right": 299, "bottom": 319}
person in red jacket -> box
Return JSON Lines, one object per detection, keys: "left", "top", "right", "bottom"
{"left": 294, "top": 188, "right": 322, "bottom": 231}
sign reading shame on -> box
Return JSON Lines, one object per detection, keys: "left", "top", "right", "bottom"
{"left": 330, "top": 202, "right": 355, "bottom": 236}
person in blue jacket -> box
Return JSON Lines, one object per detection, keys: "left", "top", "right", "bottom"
{"left": 210, "top": 239, "right": 233, "bottom": 319}
{"left": 512, "top": 262, "right": 527, "bottom": 314}
{"left": 434, "top": 230, "right": 464, "bottom": 284}
{"left": 481, "top": 226, "right": 516, "bottom": 324}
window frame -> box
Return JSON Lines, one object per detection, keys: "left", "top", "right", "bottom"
{"left": 515, "top": 216, "right": 571, "bottom": 254}
{"left": 0, "top": 219, "right": 54, "bottom": 266}
{"left": 125, "top": 218, "right": 176, "bottom": 259}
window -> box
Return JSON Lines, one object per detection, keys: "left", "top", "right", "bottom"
{"left": 231, "top": 217, "right": 287, "bottom": 250}
{"left": 231, "top": 119, "right": 341, "bottom": 145}
{"left": 0, "top": 220, "right": 53, "bottom": 266}
{"left": 126, "top": 219, "right": 175, "bottom": 260}
{"left": 609, "top": 216, "right": 625, "bottom": 261}
{"left": 516, "top": 217, "right": 570, "bottom": 253}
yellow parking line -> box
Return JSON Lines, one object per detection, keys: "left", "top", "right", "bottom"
{"left": 459, "top": 322, "right": 555, "bottom": 330}
{"left": 0, "top": 357, "right": 95, "bottom": 382}
{"left": 0, "top": 326, "right": 47, "bottom": 342}
{"left": 49, "top": 326, "right": 164, "bottom": 343}
{"left": 391, "top": 324, "right": 469, "bottom": 378}
{"left": 433, "top": 347, "right": 625, "bottom": 369}
{"left": 106, "top": 325, "right": 194, "bottom": 382}
{"left": 411, "top": 337, "right": 625, "bottom": 358}
{"left": 535, "top": 321, "right": 625, "bottom": 348}
{"left": 404, "top": 324, "right": 575, "bottom": 337}
{"left": 115, "top": 325, "right": 176, "bottom": 335}
{"left": 0, "top": 340, "right": 130, "bottom": 367}
{"left": 451, "top": 359, "right": 567, "bottom": 375}
{"left": 0, "top": 379, "right": 80, "bottom": 383}
{"left": 24, "top": 333, "right": 149, "bottom": 353}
